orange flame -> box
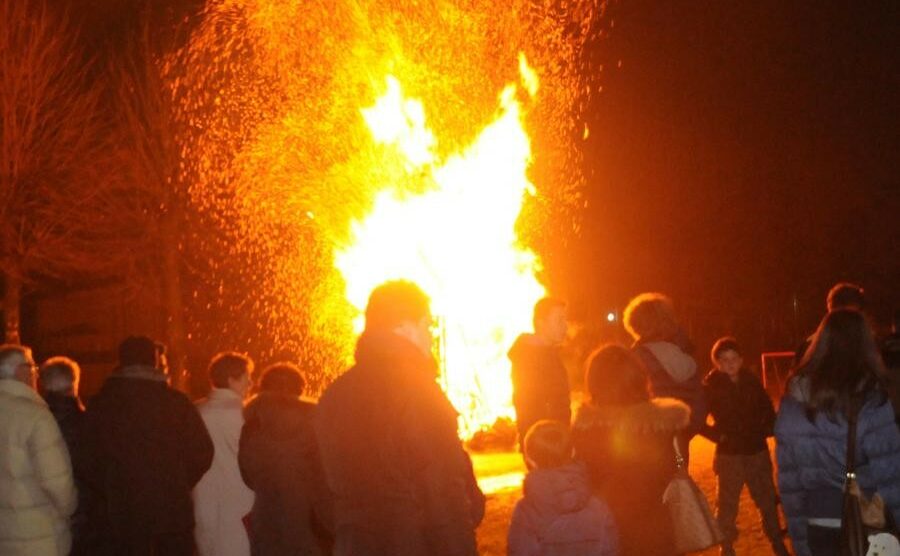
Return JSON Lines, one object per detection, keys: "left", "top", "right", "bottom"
{"left": 336, "top": 56, "right": 545, "bottom": 436}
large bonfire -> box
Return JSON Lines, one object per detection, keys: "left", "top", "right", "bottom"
{"left": 169, "top": 0, "right": 603, "bottom": 435}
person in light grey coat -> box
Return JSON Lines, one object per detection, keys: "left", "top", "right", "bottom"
{"left": 194, "top": 353, "right": 255, "bottom": 556}
{"left": 0, "top": 345, "right": 77, "bottom": 556}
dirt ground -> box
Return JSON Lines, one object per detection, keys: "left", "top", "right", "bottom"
{"left": 472, "top": 436, "right": 792, "bottom": 555}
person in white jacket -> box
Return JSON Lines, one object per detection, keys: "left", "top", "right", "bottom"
{"left": 193, "top": 352, "right": 255, "bottom": 556}
{"left": 0, "top": 344, "right": 77, "bottom": 556}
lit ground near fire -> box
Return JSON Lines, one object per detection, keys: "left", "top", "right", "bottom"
{"left": 472, "top": 436, "right": 792, "bottom": 555}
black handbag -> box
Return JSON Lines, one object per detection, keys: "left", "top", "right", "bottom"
{"left": 839, "top": 398, "right": 899, "bottom": 556}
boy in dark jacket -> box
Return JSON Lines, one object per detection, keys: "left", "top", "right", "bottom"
{"left": 508, "top": 420, "right": 618, "bottom": 556}
{"left": 702, "top": 337, "right": 789, "bottom": 556}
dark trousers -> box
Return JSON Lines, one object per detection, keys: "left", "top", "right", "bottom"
{"left": 104, "top": 531, "right": 194, "bottom": 556}
{"left": 714, "top": 450, "right": 789, "bottom": 556}
{"left": 807, "top": 524, "right": 840, "bottom": 556}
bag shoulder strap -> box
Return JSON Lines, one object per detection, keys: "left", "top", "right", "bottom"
{"left": 672, "top": 436, "right": 686, "bottom": 470}
{"left": 845, "top": 397, "right": 861, "bottom": 478}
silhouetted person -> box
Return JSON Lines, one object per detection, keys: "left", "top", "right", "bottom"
{"left": 0, "top": 344, "right": 77, "bottom": 556}
{"left": 508, "top": 420, "right": 618, "bottom": 556}
{"left": 623, "top": 292, "right": 704, "bottom": 465}
{"left": 882, "top": 309, "right": 900, "bottom": 426}
{"left": 194, "top": 353, "right": 255, "bottom": 556}
{"left": 700, "top": 338, "right": 788, "bottom": 556}
{"left": 509, "top": 297, "right": 571, "bottom": 453}
{"left": 793, "top": 281, "right": 865, "bottom": 365}
{"left": 239, "top": 362, "right": 332, "bottom": 555}
{"left": 38, "top": 356, "right": 94, "bottom": 555}
{"left": 316, "top": 280, "right": 484, "bottom": 556}
{"left": 572, "top": 345, "right": 688, "bottom": 556}
{"left": 775, "top": 310, "right": 900, "bottom": 556}
{"left": 883, "top": 309, "right": 900, "bottom": 369}
{"left": 83, "top": 336, "right": 213, "bottom": 556}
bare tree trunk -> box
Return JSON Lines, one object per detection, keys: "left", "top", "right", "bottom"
{"left": 161, "top": 212, "right": 188, "bottom": 392}
{"left": 4, "top": 273, "right": 21, "bottom": 344}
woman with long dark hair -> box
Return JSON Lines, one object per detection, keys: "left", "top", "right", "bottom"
{"left": 775, "top": 309, "right": 900, "bottom": 556}
{"left": 572, "top": 344, "right": 690, "bottom": 556}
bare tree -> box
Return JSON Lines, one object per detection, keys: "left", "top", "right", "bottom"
{"left": 108, "top": 19, "right": 191, "bottom": 387}
{"left": 0, "top": 0, "right": 132, "bottom": 342}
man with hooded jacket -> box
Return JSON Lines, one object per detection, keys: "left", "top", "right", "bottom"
{"left": 315, "top": 280, "right": 484, "bottom": 556}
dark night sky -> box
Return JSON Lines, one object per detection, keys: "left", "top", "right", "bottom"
{"left": 73, "top": 0, "right": 898, "bottom": 356}
{"left": 570, "top": 1, "right": 899, "bottom": 350}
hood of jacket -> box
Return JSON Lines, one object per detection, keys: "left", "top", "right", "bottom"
{"left": 572, "top": 397, "right": 691, "bottom": 434}
{"left": 522, "top": 462, "right": 592, "bottom": 519}
{"left": 243, "top": 392, "right": 315, "bottom": 442}
{"left": 642, "top": 341, "right": 697, "bottom": 383}
{"left": 355, "top": 329, "right": 439, "bottom": 382}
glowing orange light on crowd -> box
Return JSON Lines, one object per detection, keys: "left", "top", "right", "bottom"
{"left": 336, "top": 56, "right": 545, "bottom": 437}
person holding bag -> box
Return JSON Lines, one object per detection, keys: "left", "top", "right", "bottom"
{"left": 572, "top": 344, "right": 690, "bottom": 556}
{"left": 775, "top": 310, "right": 900, "bottom": 556}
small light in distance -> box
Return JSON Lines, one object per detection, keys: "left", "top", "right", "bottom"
{"left": 606, "top": 311, "right": 616, "bottom": 323}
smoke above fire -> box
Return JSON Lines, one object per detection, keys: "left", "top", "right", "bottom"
{"left": 168, "top": 0, "right": 604, "bottom": 432}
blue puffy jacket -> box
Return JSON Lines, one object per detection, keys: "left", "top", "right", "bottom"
{"left": 774, "top": 377, "right": 900, "bottom": 556}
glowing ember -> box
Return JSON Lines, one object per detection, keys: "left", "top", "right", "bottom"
{"left": 169, "top": 0, "right": 601, "bottom": 417}
{"left": 336, "top": 58, "right": 545, "bottom": 436}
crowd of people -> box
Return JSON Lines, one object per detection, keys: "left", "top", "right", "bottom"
{"left": 0, "top": 280, "right": 898, "bottom": 556}
{"left": 509, "top": 282, "right": 899, "bottom": 556}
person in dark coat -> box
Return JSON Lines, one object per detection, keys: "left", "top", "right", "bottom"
{"left": 82, "top": 336, "right": 214, "bottom": 556}
{"left": 700, "top": 338, "right": 789, "bottom": 556}
{"left": 238, "top": 362, "right": 332, "bottom": 556}
{"left": 881, "top": 308, "right": 900, "bottom": 427}
{"left": 315, "top": 280, "right": 484, "bottom": 556}
{"left": 623, "top": 292, "right": 705, "bottom": 466}
{"left": 793, "top": 282, "right": 865, "bottom": 365}
{"left": 508, "top": 420, "right": 618, "bottom": 556}
{"left": 775, "top": 310, "right": 900, "bottom": 556}
{"left": 572, "top": 345, "right": 690, "bottom": 556}
{"left": 38, "top": 356, "right": 95, "bottom": 555}
{"left": 509, "top": 297, "right": 571, "bottom": 453}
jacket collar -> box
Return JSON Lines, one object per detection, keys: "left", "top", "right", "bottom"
{"left": 208, "top": 387, "right": 243, "bottom": 402}
{"left": 704, "top": 368, "right": 751, "bottom": 387}
{"left": 573, "top": 397, "right": 691, "bottom": 434}
{"left": 0, "top": 378, "right": 46, "bottom": 405}
{"left": 116, "top": 364, "right": 168, "bottom": 382}
{"left": 43, "top": 391, "right": 84, "bottom": 411}
{"left": 354, "top": 329, "right": 438, "bottom": 380}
